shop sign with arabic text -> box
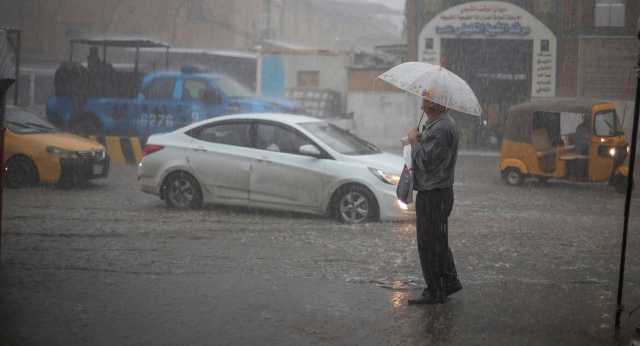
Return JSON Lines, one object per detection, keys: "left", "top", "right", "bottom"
{"left": 434, "top": 3, "right": 531, "bottom": 38}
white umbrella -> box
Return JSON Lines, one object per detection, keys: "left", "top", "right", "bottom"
{"left": 377, "top": 61, "right": 482, "bottom": 117}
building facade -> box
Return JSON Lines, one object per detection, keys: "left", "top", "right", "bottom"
{"left": 406, "top": 0, "right": 639, "bottom": 129}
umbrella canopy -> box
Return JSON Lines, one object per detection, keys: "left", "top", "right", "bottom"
{"left": 377, "top": 61, "right": 482, "bottom": 117}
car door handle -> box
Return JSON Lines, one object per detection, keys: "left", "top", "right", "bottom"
{"left": 258, "top": 157, "right": 272, "bottom": 164}
{"left": 193, "top": 147, "right": 207, "bottom": 152}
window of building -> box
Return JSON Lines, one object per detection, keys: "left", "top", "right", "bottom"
{"left": 594, "top": 0, "right": 625, "bottom": 27}
{"left": 297, "top": 71, "right": 320, "bottom": 88}
{"left": 541, "top": 39, "right": 550, "bottom": 52}
{"left": 425, "top": 38, "right": 434, "bottom": 50}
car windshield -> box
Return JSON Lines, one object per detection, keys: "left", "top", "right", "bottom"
{"left": 300, "top": 121, "right": 380, "bottom": 156}
{"left": 5, "top": 108, "right": 58, "bottom": 134}
{"left": 214, "top": 76, "right": 254, "bottom": 98}
{"left": 594, "top": 109, "right": 621, "bottom": 137}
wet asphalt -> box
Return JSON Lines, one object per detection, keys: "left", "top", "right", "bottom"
{"left": 1, "top": 153, "right": 639, "bottom": 345}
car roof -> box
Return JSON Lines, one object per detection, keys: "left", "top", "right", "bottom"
{"left": 191, "top": 113, "right": 324, "bottom": 127}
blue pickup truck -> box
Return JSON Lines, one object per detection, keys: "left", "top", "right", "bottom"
{"left": 47, "top": 69, "right": 304, "bottom": 138}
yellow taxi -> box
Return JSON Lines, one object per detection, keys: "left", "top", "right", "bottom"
{"left": 3, "top": 106, "right": 109, "bottom": 187}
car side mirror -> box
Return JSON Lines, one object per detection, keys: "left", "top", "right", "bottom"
{"left": 202, "top": 89, "right": 223, "bottom": 105}
{"left": 299, "top": 144, "right": 321, "bottom": 157}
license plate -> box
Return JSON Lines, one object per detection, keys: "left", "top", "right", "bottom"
{"left": 93, "top": 163, "right": 103, "bottom": 175}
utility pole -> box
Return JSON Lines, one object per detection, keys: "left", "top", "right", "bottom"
{"left": 254, "top": 0, "right": 272, "bottom": 97}
{"left": 256, "top": 45, "right": 263, "bottom": 97}
{"left": 0, "top": 28, "right": 19, "bottom": 262}
{"left": 614, "top": 15, "right": 640, "bottom": 332}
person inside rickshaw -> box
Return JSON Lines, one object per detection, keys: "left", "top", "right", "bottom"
{"left": 574, "top": 114, "right": 592, "bottom": 155}
{"left": 572, "top": 114, "right": 592, "bottom": 178}
{"left": 532, "top": 112, "right": 561, "bottom": 173}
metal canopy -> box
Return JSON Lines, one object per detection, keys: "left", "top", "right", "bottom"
{"left": 259, "top": 39, "right": 338, "bottom": 56}
{"left": 70, "top": 35, "right": 170, "bottom": 48}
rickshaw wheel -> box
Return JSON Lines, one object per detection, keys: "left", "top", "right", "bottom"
{"left": 613, "top": 174, "right": 628, "bottom": 194}
{"left": 503, "top": 168, "right": 524, "bottom": 186}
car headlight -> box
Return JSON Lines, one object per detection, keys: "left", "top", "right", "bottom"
{"left": 609, "top": 147, "right": 617, "bottom": 157}
{"left": 627, "top": 145, "right": 630, "bottom": 154}
{"left": 46, "top": 146, "right": 77, "bottom": 159}
{"left": 95, "top": 149, "right": 106, "bottom": 161}
{"left": 369, "top": 167, "right": 401, "bottom": 185}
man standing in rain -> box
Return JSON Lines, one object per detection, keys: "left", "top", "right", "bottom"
{"left": 407, "top": 92, "right": 462, "bottom": 305}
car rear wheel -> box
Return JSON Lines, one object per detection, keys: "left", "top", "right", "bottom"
{"left": 613, "top": 174, "right": 628, "bottom": 194}
{"left": 332, "top": 184, "right": 378, "bottom": 224}
{"left": 5, "top": 156, "right": 38, "bottom": 188}
{"left": 163, "top": 172, "right": 203, "bottom": 209}
{"left": 502, "top": 168, "right": 524, "bottom": 186}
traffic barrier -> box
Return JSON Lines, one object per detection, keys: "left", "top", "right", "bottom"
{"left": 89, "top": 136, "right": 143, "bottom": 165}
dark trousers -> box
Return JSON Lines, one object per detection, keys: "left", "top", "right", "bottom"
{"left": 415, "top": 188, "right": 460, "bottom": 296}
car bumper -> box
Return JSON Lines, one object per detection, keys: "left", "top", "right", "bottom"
{"left": 138, "top": 167, "right": 161, "bottom": 196}
{"left": 59, "top": 156, "right": 110, "bottom": 183}
{"left": 376, "top": 187, "right": 415, "bottom": 221}
{"left": 139, "top": 178, "right": 159, "bottom": 196}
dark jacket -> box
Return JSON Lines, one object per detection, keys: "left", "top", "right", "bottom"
{"left": 412, "top": 114, "right": 459, "bottom": 191}
{"left": 575, "top": 122, "right": 591, "bottom": 155}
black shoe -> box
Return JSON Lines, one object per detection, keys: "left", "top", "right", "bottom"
{"left": 445, "top": 280, "right": 462, "bottom": 296}
{"left": 422, "top": 281, "right": 462, "bottom": 298}
{"left": 408, "top": 292, "right": 448, "bottom": 305}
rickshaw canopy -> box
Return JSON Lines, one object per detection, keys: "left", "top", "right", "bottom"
{"left": 504, "top": 98, "right": 616, "bottom": 143}
{"left": 508, "top": 97, "right": 614, "bottom": 117}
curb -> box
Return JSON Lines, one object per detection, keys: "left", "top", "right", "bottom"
{"left": 89, "top": 136, "right": 143, "bottom": 165}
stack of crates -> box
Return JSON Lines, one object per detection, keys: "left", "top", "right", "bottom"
{"left": 285, "top": 88, "right": 341, "bottom": 118}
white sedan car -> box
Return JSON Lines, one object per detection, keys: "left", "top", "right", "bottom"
{"left": 138, "top": 113, "right": 412, "bottom": 223}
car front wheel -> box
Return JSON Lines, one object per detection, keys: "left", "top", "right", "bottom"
{"left": 332, "top": 184, "right": 378, "bottom": 224}
{"left": 163, "top": 172, "right": 203, "bottom": 209}
{"left": 5, "top": 156, "right": 38, "bottom": 188}
{"left": 613, "top": 174, "right": 629, "bottom": 194}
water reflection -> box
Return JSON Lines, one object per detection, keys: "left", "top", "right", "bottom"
{"left": 387, "top": 289, "right": 461, "bottom": 345}
{"left": 390, "top": 291, "right": 408, "bottom": 309}
{"left": 392, "top": 222, "right": 416, "bottom": 236}
{"left": 417, "top": 306, "right": 459, "bottom": 344}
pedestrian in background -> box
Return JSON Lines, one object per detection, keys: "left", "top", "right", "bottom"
{"left": 407, "top": 92, "right": 463, "bottom": 305}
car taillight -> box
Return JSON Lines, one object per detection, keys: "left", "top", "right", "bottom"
{"left": 143, "top": 144, "right": 164, "bottom": 156}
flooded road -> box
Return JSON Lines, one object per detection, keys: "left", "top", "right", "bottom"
{"left": 2, "top": 154, "right": 639, "bottom": 345}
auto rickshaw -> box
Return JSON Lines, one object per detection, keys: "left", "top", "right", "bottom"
{"left": 499, "top": 98, "right": 629, "bottom": 192}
